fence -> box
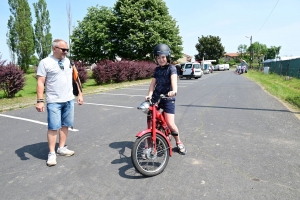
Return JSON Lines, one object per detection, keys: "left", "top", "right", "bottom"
{"left": 263, "top": 58, "right": 300, "bottom": 78}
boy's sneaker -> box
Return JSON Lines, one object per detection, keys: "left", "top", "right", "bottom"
{"left": 177, "top": 142, "right": 187, "bottom": 155}
{"left": 57, "top": 145, "right": 74, "bottom": 156}
{"left": 47, "top": 152, "right": 57, "bottom": 166}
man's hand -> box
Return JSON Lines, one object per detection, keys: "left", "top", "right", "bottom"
{"left": 77, "top": 94, "right": 84, "bottom": 105}
{"left": 36, "top": 102, "right": 45, "bottom": 112}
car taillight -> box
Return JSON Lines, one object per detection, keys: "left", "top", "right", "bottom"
{"left": 192, "top": 68, "right": 194, "bottom": 72}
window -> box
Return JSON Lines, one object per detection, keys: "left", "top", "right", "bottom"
{"left": 193, "top": 64, "right": 200, "bottom": 69}
{"left": 185, "top": 64, "right": 192, "bottom": 69}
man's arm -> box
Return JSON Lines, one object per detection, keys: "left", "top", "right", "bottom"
{"left": 75, "top": 78, "right": 83, "bottom": 105}
{"left": 36, "top": 76, "right": 46, "bottom": 112}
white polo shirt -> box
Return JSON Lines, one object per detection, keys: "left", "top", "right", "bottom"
{"left": 37, "top": 55, "right": 74, "bottom": 103}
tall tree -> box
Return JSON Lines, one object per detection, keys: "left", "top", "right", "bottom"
{"left": 237, "top": 44, "right": 247, "bottom": 58}
{"left": 33, "top": 0, "right": 52, "bottom": 60}
{"left": 195, "top": 35, "right": 225, "bottom": 62}
{"left": 71, "top": 0, "right": 183, "bottom": 63}
{"left": 265, "top": 46, "right": 276, "bottom": 60}
{"left": 248, "top": 42, "right": 267, "bottom": 64}
{"left": 6, "top": 15, "right": 17, "bottom": 64}
{"left": 7, "top": 0, "right": 35, "bottom": 72}
{"left": 111, "top": 0, "right": 183, "bottom": 61}
{"left": 71, "top": 6, "right": 114, "bottom": 63}
{"left": 7, "top": 0, "right": 18, "bottom": 64}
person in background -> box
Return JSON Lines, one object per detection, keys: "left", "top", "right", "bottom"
{"left": 35, "top": 39, "right": 83, "bottom": 166}
{"left": 145, "top": 44, "right": 187, "bottom": 155}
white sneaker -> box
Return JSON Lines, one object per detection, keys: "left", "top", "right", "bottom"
{"left": 57, "top": 145, "right": 74, "bottom": 156}
{"left": 47, "top": 153, "right": 57, "bottom": 166}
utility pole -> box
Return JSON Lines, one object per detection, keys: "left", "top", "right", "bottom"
{"left": 66, "top": 1, "right": 72, "bottom": 58}
{"left": 246, "top": 36, "right": 252, "bottom": 68}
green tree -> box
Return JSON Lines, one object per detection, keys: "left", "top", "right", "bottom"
{"left": 71, "top": 6, "right": 114, "bottom": 63}
{"left": 6, "top": 15, "right": 17, "bottom": 64}
{"left": 237, "top": 44, "right": 247, "bottom": 58}
{"left": 33, "top": 0, "right": 52, "bottom": 60}
{"left": 111, "top": 0, "right": 183, "bottom": 61}
{"left": 8, "top": 0, "right": 35, "bottom": 72}
{"left": 195, "top": 35, "right": 225, "bottom": 62}
{"left": 248, "top": 42, "right": 267, "bottom": 65}
{"left": 29, "top": 54, "right": 39, "bottom": 66}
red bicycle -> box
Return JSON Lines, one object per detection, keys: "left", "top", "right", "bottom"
{"left": 131, "top": 94, "right": 173, "bottom": 176}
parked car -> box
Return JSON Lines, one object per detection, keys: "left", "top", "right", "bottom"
{"left": 180, "top": 62, "right": 203, "bottom": 79}
{"left": 202, "top": 63, "right": 211, "bottom": 74}
{"left": 217, "top": 64, "right": 225, "bottom": 71}
{"left": 213, "top": 65, "right": 219, "bottom": 71}
{"left": 201, "top": 60, "right": 216, "bottom": 74}
{"left": 224, "top": 64, "right": 230, "bottom": 70}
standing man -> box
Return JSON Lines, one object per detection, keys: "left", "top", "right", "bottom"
{"left": 36, "top": 39, "right": 83, "bottom": 166}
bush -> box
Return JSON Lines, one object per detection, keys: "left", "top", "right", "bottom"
{"left": 92, "top": 60, "right": 156, "bottom": 85}
{"left": 0, "top": 59, "right": 26, "bottom": 98}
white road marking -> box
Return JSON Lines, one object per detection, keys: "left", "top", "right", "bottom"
{"left": 0, "top": 114, "right": 79, "bottom": 132}
{"left": 120, "top": 88, "right": 148, "bottom": 90}
{"left": 98, "top": 93, "right": 145, "bottom": 97}
{"left": 84, "top": 102, "right": 133, "bottom": 109}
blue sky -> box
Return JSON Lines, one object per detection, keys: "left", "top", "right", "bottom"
{"left": 1, "top": 0, "right": 299, "bottom": 62}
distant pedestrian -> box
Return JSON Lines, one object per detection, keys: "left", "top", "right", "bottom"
{"left": 35, "top": 39, "right": 83, "bottom": 166}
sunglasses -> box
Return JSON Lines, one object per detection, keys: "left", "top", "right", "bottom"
{"left": 58, "top": 60, "right": 64, "bottom": 70}
{"left": 55, "top": 46, "right": 69, "bottom": 53}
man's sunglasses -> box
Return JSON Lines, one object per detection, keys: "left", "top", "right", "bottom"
{"left": 55, "top": 47, "right": 69, "bottom": 53}
{"left": 58, "top": 60, "right": 64, "bottom": 70}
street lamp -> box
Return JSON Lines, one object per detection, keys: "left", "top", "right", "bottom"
{"left": 245, "top": 36, "right": 252, "bottom": 68}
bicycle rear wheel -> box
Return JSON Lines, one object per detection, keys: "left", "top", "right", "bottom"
{"left": 131, "top": 133, "right": 169, "bottom": 176}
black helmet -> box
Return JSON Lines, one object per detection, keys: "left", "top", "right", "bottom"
{"left": 153, "top": 44, "right": 171, "bottom": 64}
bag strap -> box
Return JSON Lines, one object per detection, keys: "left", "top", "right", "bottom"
{"left": 71, "top": 63, "right": 82, "bottom": 93}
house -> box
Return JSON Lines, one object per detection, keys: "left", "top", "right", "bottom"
{"left": 176, "top": 54, "right": 192, "bottom": 64}
{"left": 222, "top": 53, "right": 239, "bottom": 62}
{"left": 223, "top": 52, "right": 265, "bottom": 63}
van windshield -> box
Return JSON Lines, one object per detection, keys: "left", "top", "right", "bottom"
{"left": 203, "top": 64, "right": 209, "bottom": 70}
{"left": 185, "top": 64, "right": 192, "bottom": 69}
{"left": 193, "top": 64, "right": 200, "bottom": 69}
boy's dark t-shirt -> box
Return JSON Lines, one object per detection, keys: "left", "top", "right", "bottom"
{"left": 152, "top": 64, "right": 177, "bottom": 102}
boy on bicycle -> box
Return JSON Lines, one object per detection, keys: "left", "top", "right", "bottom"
{"left": 145, "top": 44, "right": 187, "bottom": 155}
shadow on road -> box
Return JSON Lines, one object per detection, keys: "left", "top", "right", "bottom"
{"left": 15, "top": 142, "right": 49, "bottom": 161}
{"left": 180, "top": 104, "right": 300, "bottom": 114}
{"left": 109, "top": 141, "right": 146, "bottom": 179}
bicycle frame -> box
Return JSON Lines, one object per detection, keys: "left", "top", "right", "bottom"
{"left": 135, "top": 97, "right": 173, "bottom": 157}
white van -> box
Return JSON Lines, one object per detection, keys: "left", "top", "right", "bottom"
{"left": 224, "top": 64, "right": 230, "bottom": 70}
{"left": 180, "top": 62, "right": 203, "bottom": 79}
{"left": 201, "top": 60, "right": 216, "bottom": 74}
{"left": 217, "top": 64, "right": 225, "bottom": 71}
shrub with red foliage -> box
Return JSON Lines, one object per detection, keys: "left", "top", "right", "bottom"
{"left": 0, "top": 57, "right": 26, "bottom": 98}
{"left": 74, "top": 61, "right": 88, "bottom": 84}
{"left": 92, "top": 60, "right": 156, "bottom": 85}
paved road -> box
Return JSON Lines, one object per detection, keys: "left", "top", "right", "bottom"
{"left": 0, "top": 70, "right": 300, "bottom": 200}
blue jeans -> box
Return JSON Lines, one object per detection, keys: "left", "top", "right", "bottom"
{"left": 47, "top": 100, "right": 74, "bottom": 130}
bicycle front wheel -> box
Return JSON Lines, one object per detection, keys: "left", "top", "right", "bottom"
{"left": 131, "top": 133, "right": 169, "bottom": 177}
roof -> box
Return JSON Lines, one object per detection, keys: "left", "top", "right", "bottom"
{"left": 224, "top": 53, "right": 239, "bottom": 57}
{"left": 262, "top": 56, "right": 300, "bottom": 63}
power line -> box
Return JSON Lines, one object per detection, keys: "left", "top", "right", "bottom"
{"left": 256, "top": 0, "right": 280, "bottom": 33}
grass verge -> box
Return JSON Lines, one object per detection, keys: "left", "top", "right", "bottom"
{"left": 0, "top": 74, "right": 151, "bottom": 112}
{"left": 244, "top": 70, "right": 300, "bottom": 118}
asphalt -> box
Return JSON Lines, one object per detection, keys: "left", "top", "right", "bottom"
{"left": 0, "top": 69, "right": 300, "bottom": 200}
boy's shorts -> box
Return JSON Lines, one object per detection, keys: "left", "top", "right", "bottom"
{"left": 47, "top": 100, "right": 74, "bottom": 130}
{"left": 158, "top": 99, "right": 175, "bottom": 114}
